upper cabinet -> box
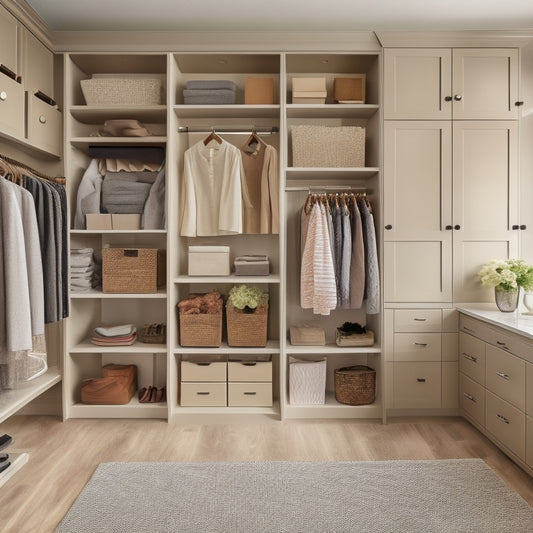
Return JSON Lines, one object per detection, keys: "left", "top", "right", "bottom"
{"left": 384, "top": 48, "right": 519, "bottom": 120}
{"left": 0, "top": 4, "right": 20, "bottom": 76}
{"left": 22, "top": 27, "right": 54, "bottom": 98}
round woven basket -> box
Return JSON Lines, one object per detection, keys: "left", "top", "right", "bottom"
{"left": 334, "top": 365, "right": 376, "bottom": 406}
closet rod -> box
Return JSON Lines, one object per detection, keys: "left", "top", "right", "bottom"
{"left": 285, "top": 186, "right": 367, "bottom": 192}
{"left": 177, "top": 126, "right": 279, "bottom": 135}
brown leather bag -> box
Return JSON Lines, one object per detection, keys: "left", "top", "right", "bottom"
{"left": 81, "top": 364, "right": 137, "bottom": 404}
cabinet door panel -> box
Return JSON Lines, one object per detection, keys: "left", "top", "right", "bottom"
{"left": 452, "top": 49, "right": 519, "bottom": 120}
{"left": 384, "top": 49, "right": 451, "bottom": 119}
{"left": 22, "top": 28, "right": 54, "bottom": 97}
{"left": 0, "top": 5, "right": 19, "bottom": 75}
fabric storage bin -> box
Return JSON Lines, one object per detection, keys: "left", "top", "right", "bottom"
{"left": 289, "top": 324, "right": 326, "bottom": 346}
{"left": 333, "top": 76, "right": 366, "bottom": 103}
{"left": 226, "top": 303, "right": 268, "bottom": 347}
{"left": 292, "top": 77, "right": 327, "bottom": 103}
{"left": 181, "top": 359, "right": 227, "bottom": 382}
{"left": 289, "top": 357, "right": 326, "bottom": 405}
{"left": 335, "top": 329, "right": 374, "bottom": 347}
{"left": 291, "top": 125, "right": 365, "bottom": 167}
{"left": 234, "top": 255, "right": 270, "bottom": 276}
{"left": 334, "top": 365, "right": 376, "bottom": 405}
{"left": 80, "top": 77, "right": 162, "bottom": 105}
{"left": 86, "top": 213, "right": 112, "bottom": 230}
{"left": 181, "top": 382, "right": 227, "bottom": 407}
{"left": 245, "top": 77, "right": 274, "bottom": 104}
{"left": 111, "top": 214, "right": 141, "bottom": 230}
{"left": 188, "top": 246, "right": 230, "bottom": 276}
{"left": 102, "top": 248, "right": 165, "bottom": 293}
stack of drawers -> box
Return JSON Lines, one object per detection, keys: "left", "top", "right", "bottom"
{"left": 180, "top": 358, "right": 272, "bottom": 407}
{"left": 459, "top": 314, "right": 531, "bottom": 468}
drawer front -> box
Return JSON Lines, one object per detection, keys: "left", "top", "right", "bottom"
{"left": 486, "top": 390, "right": 526, "bottom": 460}
{"left": 228, "top": 361, "right": 272, "bottom": 382}
{"left": 485, "top": 329, "right": 533, "bottom": 364}
{"left": 527, "top": 416, "right": 533, "bottom": 469}
{"left": 394, "top": 333, "right": 441, "bottom": 362}
{"left": 228, "top": 382, "right": 272, "bottom": 407}
{"left": 527, "top": 363, "right": 533, "bottom": 416}
{"left": 459, "top": 373, "right": 485, "bottom": 426}
{"left": 26, "top": 94, "right": 62, "bottom": 156}
{"left": 180, "top": 382, "right": 227, "bottom": 407}
{"left": 459, "top": 332, "right": 486, "bottom": 385}
{"left": 459, "top": 314, "right": 493, "bottom": 342}
{"left": 394, "top": 309, "right": 441, "bottom": 332}
{"left": 181, "top": 361, "right": 227, "bottom": 382}
{"left": 393, "top": 362, "right": 441, "bottom": 408}
{"left": 486, "top": 344, "right": 525, "bottom": 410}
{"left": 0, "top": 73, "right": 24, "bottom": 139}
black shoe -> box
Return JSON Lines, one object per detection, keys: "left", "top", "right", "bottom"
{"left": 0, "top": 461, "right": 10, "bottom": 474}
{"left": 0, "top": 434, "right": 12, "bottom": 451}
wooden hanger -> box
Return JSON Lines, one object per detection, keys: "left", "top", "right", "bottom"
{"left": 203, "top": 128, "right": 222, "bottom": 145}
{"left": 245, "top": 127, "right": 264, "bottom": 148}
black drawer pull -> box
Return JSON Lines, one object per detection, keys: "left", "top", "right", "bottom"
{"left": 463, "top": 326, "right": 474, "bottom": 333}
{"left": 495, "top": 371, "right": 510, "bottom": 381}
{"left": 413, "top": 342, "right": 428, "bottom": 347}
{"left": 0, "top": 64, "right": 21, "bottom": 83}
{"left": 243, "top": 392, "right": 257, "bottom": 395}
{"left": 196, "top": 362, "right": 211, "bottom": 366}
{"left": 462, "top": 352, "right": 477, "bottom": 363}
{"left": 243, "top": 362, "right": 257, "bottom": 366}
{"left": 34, "top": 89, "right": 57, "bottom": 107}
{"left": 496, "top": 414, "right": 510, "bottom": 425}
{"left": 416, "top": 378, "right": 426, "bottom": 383}
{"left": 197, "top": 391, "right": 210, "bottom": 395}
{"left": 413, "top": 318, "right": 427, "bottom": 322}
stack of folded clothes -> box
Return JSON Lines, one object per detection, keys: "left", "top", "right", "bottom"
{"left": 91, "top": 324, "right": 137, "bottom": 346}
{"left": 70, "top": 248, "right": 97, "bottom": 293}
{"left": 183, "top": 80, "right": 237, "bottom": 105}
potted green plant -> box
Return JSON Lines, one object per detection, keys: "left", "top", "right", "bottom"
{"left": 226, "top": 285, "right": 269, "bottom": 346}
{"left": 477, "top": 259, "right": 533, "bottom": 312}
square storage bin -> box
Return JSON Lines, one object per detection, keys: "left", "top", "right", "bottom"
{"left": 80, "top": 77, "right": 163, "bottom": 105}
{"left": 289, "top": 357, "right": 327, "bottom": 405}
{"left": 228, "top": 382, "right": 272, "bottom": 407}
{"left": 178, "top": 312, "right": 223, "bottom": 347}
{"left": 228, "top": 358, "right": 272, "bottom": 382}
{"left": 86, "top": 213, "right": 112, "bottom": 230}
{"left": 112, "top": 214, "right": 141, "bottom": 230}
{"left": 333, "top": 76, "right": 366, "bottom": 103}
{"left": 291, "top": 125, "right": 365, "bottom": 167}
{"left": 292, "top": 77, "right": 327, "bottom": 104}
{"left": 188, "top": 246, "right": 230, "bottom": 276}
{"left": 234, "top": 255, "right": 270, "bottom": 276}
{"left": 181, "top": 359, "right": 227, "bottom": 382}
{"left": 245, "top": 78, "right": 274, "bottom": 104}
{"left": 180, "top": 382, "right": 227, "bottom": 407}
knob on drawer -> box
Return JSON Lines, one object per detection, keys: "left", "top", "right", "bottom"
{"left": 0, "top": 91, "right": 7, "bottom": 101}
{"left": 39, "top": 115, "right": 46, "bottom": 124}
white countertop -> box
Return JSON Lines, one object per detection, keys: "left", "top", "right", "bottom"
{"left": 456, "top": 303, "right": 533, "bottom": 341}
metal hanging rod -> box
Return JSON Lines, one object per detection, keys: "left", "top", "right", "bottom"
{"left": 177, "top": 126, "right": 278, "bottom": 135}
{"left": 285, "top": 185, "right": 367, "bottom": 192}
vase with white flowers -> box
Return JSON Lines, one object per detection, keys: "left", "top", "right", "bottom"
{"left": 477, "top": 259, "right": 533, "bottom": 312}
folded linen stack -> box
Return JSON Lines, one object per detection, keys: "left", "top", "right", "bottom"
{"left": 91, "top": 324, "right": 137, "bottom": 346}
{"left": 70, "top": 248, "right": 97, "bottom": 292}
{"left": 183, "top": 80, "right": 237, "bottom": 105}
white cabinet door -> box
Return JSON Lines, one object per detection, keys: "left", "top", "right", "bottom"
{"left": 22, "top": 28, "right": 54, "bottom": 98}
{"left": 452, "top": 121, "right": 519, "bottom": 302}
{"left": 383, "top": 121, "right": 452, "bottom": 302}
{"left": 384, "top": 48, "right": 452, "bottom": 119}
{"left": 452, "top": 49, "right": 519, "bottom": 120}
{"left": 0, "top": 4, "right": 20, "bottom": 76}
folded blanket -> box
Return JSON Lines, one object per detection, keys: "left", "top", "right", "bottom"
{"left": 183, "top": 89, "right": 236, "bottom": 105}
{"left": 101, "top": 179, "right": 152, "bottom": 214}
{"left": 185, "top": 80, "right": 236, "bottom": 91}
{"left": 94, "top": 324, "right": 136, "bottom": 338}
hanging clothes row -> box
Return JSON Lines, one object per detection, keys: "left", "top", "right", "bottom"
{"left": 179, "top": 129, "right": 279, "bottom": 237}
{"left": 0, "top": 154, "right": 67, "bottom": 390}
{"left": 300, "top": 192, "right": 379, "bottom": 316}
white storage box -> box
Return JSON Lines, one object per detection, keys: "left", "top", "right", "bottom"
{"left": 292, "top": 125, "right": 365, "bottom": 168}
{"left": 188, "top": 246, "right": 230, "bottom": 276}
{"left": 181, "top": 360, "right": 227, "bottom": 382}
{"left": 80, "top": 77, "right": 162, "bottom": 105}
{"left": 289, "top": 356, "right": 327, "bottom": 405}
{"left": 292, "top": 77, "right": 327, "bottom": 104}
{"left": 228, "top": 359, "right": 272, "bottom": 382}
{"left": 180, "top": 382, "right": 227, "bottom": 407}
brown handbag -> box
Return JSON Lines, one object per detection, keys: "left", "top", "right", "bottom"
{"left": 81, "top": 364, "right": 137, "bottom": 404}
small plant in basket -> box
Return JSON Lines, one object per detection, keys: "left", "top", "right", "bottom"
{"left": 228, "top": 285, "right": 269, "bottom": 313}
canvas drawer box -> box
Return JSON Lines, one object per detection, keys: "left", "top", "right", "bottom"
{"left": 228, "top": 359, "right": 272, "bottom": 382}
{"left": 0, "top": 72, "right": 24, "bottom": 139}
{"left": 333, "top": 76, "right": 366, "bottom": 103}
{"left": 181, "top": 359, "right": 227, "bottom": 382}
{"left": 112, "top": 214, "right": 141, "bottom": 230}
{"left": 86, "top": 213, "right": 112, "bottom": 230}
{"left": 234, "top": 255, "right": 270, "bottom": 276}
{"left": 245, "top": 77, "right": 274, "bottom": 104}
{"left": 181, "top": 382, "right": 227, "bottom": 407}
{"left": 228, "top": 382, "right": 272, "bottom": 407}
{"left": 291, "top": 125, "right": 365, "bottom": 168}
{"left": 188, "top": 246, "right": 230, "bottom": 276}
{"left": 80, "top": 76, "right": 163, "bottom": 105}
{"left": 102, "top": 248, "right": 165, "bottom": 293}
{"left": 26, "top": 92, "right": 62, "bottom": 156}
{"left": 292, "top": 77, "right": 327, "bottom": 104}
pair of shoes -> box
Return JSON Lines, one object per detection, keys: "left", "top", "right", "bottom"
{"left": 138, "top": 386, "right": 166, "bottom": 403}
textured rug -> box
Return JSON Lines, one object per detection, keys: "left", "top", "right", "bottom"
{"left": 55, "top": 459, "right": 533, "bottom": 533}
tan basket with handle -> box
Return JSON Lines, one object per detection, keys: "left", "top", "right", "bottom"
{"left": 334, "top": 365, "right": 376, "bottom": 406}
{"left": 226, "top": 303, "right": 268, "bottom": 347}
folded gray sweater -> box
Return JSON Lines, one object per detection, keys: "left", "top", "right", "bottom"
{"left": 185, "top": 80, "right": 236, "bottom": 91}
{"left": 183, "top": 89, "right": 236, "bottom": 105}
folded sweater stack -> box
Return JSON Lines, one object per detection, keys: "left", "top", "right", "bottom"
{"left": 70, "top": 248, "right": 97, "bottom": 293}
{"left": 183, "top": 80, "right": 236, "bottom": 105}
{"left": 91, "top": 324, "right": 137, "bottom": 346}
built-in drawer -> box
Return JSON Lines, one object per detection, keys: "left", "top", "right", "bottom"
{"left": 486, "top": 345, "right": 525, "bottom": 411}
{"left": 393, "top": 362, "right": 441, "bottom": 408}
{"left": 484, "top": 329, "right": 533, "bottom": 365}
{"left": 527, "top": 363, "right": 533, "bottom": 416}
{"left": 527, "top": 416, "right": 533, "bottom": 468}
{"left": 394, "top": 309, "right": 441, "bottom": 332}
{"left": 181, "top": 360, "right": 227, "bottom": 382}
{"left": 459, "top": 373, "right": 485, "bottom": 427}
{"left": 459, "top": 332, "right": 486, "bottom": 385}
{"left": 459, "top": 314, "right": 493, "bottom": 342}
{"left": 26, "top": 93, "right": 61, "bottom": 156}
{"left": 180, "top": 382, "right": 227, "bottom": 407}
{"left": 228, "top": 382, "right": 272, "bottom": 407}
{"left": 0, "top": 72, "right": 24, "bottom": 139}
{"left": 485, "top": 390, "right": 526, "bottom": 461}
{"left": 393, "top": 333, "right": 441, "bottom": 362}
{"left": 228, "top": 360, "right": 272, "bottom": 382}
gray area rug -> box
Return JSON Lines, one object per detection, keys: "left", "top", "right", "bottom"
{"left": 55, "top": 459, "right": 533, "bottom": 533}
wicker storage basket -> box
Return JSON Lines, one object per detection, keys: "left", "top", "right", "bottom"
{"left": 291, "top": 125, "right": 365, "bottom": 168}
{"left": 178, "top": 311, "right": 222, "bottom": 347}
{"left": 226, "top": 303, "right": 268, "bottom": 347}
{"left": 102, "top": 248, "right": 163, "bottom": 294}
{"left": 334, "top": 365, "right": 376, "bottom": 406}
{"left": 335, "top": 329, "right": 374, "bottom": 347}
{"left": 80, "top": 77, "right": 162, "bottom": 105}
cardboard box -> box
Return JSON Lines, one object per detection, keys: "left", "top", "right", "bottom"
{"left": 86, "top": 214, "right": 112, "bottom": 230}
{"left": 245, "top": 78, "right": 274, "bottom": 104}
{"left": 188, "top": 246, "right": 230, "bottom": 276}
{"left": 333, "top": 76, "right": 366, "bottom": 103}
{"left": 111, "top": 214, "right": 141, "bottom": 230}
{"left": 292, "top": 77, "right": 327, "bottom": 104}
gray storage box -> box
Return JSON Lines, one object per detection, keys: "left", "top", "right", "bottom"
{"left": 234, "top": 255, "right": 270, "bottom": 276}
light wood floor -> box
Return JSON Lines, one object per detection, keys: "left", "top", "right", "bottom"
{"left": 0, "top": 415, "right": 532, "bottom": 532}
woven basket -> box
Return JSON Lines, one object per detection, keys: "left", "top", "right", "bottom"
{"left": 335, "top": 329, "right": 374, "bottom": 347}
{"left": 139, "top": 323, "right": 166, "bottom": 344}
{"left": 80, "top": 77, "right": 162, "bottom": 105}
{"left": 178, "top": 312, "right": 222, "bottom": 347}
{"left": 291, "top": 125, "right": 365, "bottom": 167}
{"left": 102, "top": 248, "right": 159, "bottom": 293}
{"left": 226, "top": 303, "right": 268, "bottom": 347}
{"left": 334, "top": 365, "right": 376, "bottom": 406}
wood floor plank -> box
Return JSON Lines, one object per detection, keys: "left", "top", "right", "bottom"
{"left": 0, "top": 415, "right": 531, "bottom": 532}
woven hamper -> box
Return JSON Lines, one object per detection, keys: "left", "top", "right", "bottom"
{"left": 102, "top": 248, "right": 160, "bottom": 293}
{"left": 334, "top": 365, "right": 376, "bottom": 405}
{"left": 80, "top": 77, "right": 162, "bottom": 105}
{"left": 226, "top": 303, "right": 268, "bottom": 347}
{"left": 178, "top": 312, "right": 222, "bottom": 347}
{"left": 291, "top": 125, "right": 365, "bottom": 167}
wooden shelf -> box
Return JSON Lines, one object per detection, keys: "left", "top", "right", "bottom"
{"left": 174, "top": 340, "right": 280, "bottom": 355}
{"left": 69, "top": 105, "right": 167, "bottom": 124}
{"left": 70, "top": 229, "right": 167, "bottom": 235}
{"left": 70, "top": 136, "right": 167, "bottom": 149}
{"left": 69, "top": 396, "right": 167, "bottom": 419}
{"left": 285, "top": 167, "right": 379, "bottom": 181}
{"left": 70, "top": 341, "right": 167, "bottom": 354}
{"left": 173, "top": 104, "right": 280, "bottom": 119}
{"left": 174, "top": 274, "right": 280, "bottom": 284}
{"left": 70, "top": 289, "right": 167, "bottom": 299}
{"left": 286, "top": 103, "right": 379, "bottom": 119}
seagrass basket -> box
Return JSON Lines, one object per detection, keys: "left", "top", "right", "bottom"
{"left": 102, "top": 248, "right": 159, "bottom": 293}
{"left": 178, "top": 311, "right": 222, "bottom": 347}
{"left": 334, "top": 365, "right": 376, "bottom": 406}
{"left": 226, "top": 303, "right": 268, "bottom": 347}
{"left": 80, "top": 77, "right": 162, "bottom": 105}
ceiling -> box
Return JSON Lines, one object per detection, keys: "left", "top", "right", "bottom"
{"left": 23, "top": 0, "right": 533, "bottom": 33}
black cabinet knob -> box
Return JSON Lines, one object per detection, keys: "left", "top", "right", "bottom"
{"left": 521, "top": 225, "right": 527, "bottom": 230}
{"left": 385, "top": 224, "right": 392, "bottom": 230}
{"left": 454, "top": 225, "right": 461, "bottom": 230}
{"left": 512, "top": 225, "right": 519, "bottom": 230}
{"left": 515, "top": 101, "right": 524, "bottom": 106}
{"left": 445, "top": 225, "right": 453, "bottom": 230}
{"left": 444, "top": 96, "right": 453, "bottom": 102}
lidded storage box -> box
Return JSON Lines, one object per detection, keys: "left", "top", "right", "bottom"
{"left": 188, "top": 246, "right": 230, "bottom": 276}
{"left": 291, "top": 125, "right": 365, "bottom": 168}
{"left": 80, "top": 76, "right": 163, "bottom": 105}
{"left": 292, "top": 77, "right": 327, "bottom": 104}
